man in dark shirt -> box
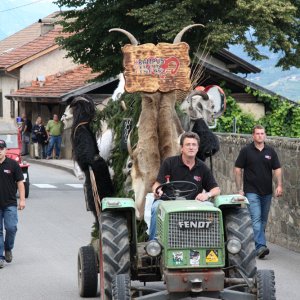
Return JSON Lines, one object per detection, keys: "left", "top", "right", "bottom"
{"left": 0, "top": 139, "right": 25, "bottom": 268}
{"left": 235, "top": 125, "right": 283, "bottom": 259}
{"left": 149, "top": 132, "right": 220, "bottom": 240}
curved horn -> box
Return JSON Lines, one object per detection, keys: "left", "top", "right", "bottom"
{"left": 186, "top": 90, "right": 209, "bottom": 102}
{"left": 127, "top": 130, "right": 133, "bottom": 158}
{"left": 173, "top": 24, "right": 204, "bottom": 43}
{"left": 109, "top": 28, "right": 139, "bottom": 45}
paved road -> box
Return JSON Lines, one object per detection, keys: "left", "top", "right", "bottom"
{"left": 0, "top": 162, "right": 299, "bottom": 299}
{"left": 0, "top": 163, "right": 98, "bottom": 300}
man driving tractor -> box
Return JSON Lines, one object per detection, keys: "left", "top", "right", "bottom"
{"left": 149, "top": 131, "right": 221, "bottom": 240}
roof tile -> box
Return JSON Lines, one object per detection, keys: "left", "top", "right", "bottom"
{"left": 0, "top": 12, "right": 61, "bottom": 54}
{"left": 0, "top": 26, "right": 69, "bottom": 70}
{"left": 10, "top": 66, "right": 100, "bottom": 98}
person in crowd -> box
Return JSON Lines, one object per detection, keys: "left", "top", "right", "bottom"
{"left": 32, "top": 116, "right": 48, "bottom": 159}
{"left": 149, "top": 131, "right": 220, "bottom": 240}
{"left": 0, "top": 139, "right": 25, "bottom": 269}
{"left": 20, "top": 113, "right": 32, "bottom": 156}
{"left": 46, "top": 114, "right": 64, "bottom": 159}
{"left": 235, "top": 125, "right": 283, "bottom": 259}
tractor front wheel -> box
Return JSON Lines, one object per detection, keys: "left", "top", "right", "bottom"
{"left": 112, "top": 274, "right": 131, "bottom": 300}
{"left": 99, "top": 212, "right": 130, "bottom": 299}
{"left": 256, "top": 269, "right": 276, "bottom": 299}
{"left": 224, "top": 207, "right": 257, "bottom": 278}
{"left": 77, "top": 245, "right": 98, "bottom": 297}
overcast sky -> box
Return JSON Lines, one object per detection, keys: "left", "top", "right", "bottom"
{"left": 0, "top": 0, "right": 63, "bottom": 38}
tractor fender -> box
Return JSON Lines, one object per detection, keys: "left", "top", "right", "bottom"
{"left": 213, "top": 194, "right": 249, "bottom": 209}
{"left": 102, "top": 197, "right": 135, "bottom": 213}
{"left": 101, "top": 197, "right": 137, "bottom": 270}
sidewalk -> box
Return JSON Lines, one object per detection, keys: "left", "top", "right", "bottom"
{"left": 26, "top": 157, "right": 75, "bottom": 176}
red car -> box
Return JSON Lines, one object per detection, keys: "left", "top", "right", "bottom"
{"left": 0, "top": 124, "right": 30, "bottom": 198}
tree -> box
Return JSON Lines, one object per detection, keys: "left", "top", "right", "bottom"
{"left": 54, "top": 0, "right": 300, "bottom": 80}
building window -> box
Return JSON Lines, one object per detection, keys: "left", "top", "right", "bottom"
{"left": 10, "top": 100, "right": 15, "bottom": 118}
{"left": 0, "top": 90, "right": 3, "bottom": 117}
{"left": 9, "top": 89, "right": 15, "bottom": 118}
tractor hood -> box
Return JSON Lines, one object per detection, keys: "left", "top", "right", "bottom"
{"left": 159, "top": 200, "right": 220, "bottom": 214}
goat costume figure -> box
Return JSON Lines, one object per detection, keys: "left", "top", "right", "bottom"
{"left": 180, "top": 89, "right": 220, "bottom": 162}
{"left": 69, "top": 95, "right": 114, "bottom": 220}
{"left": 110, "top": 25, "right": 205, "bottom": 220}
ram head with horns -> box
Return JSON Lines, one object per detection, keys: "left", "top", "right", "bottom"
{"left": 110, "top": 24, "right": 204, "bottom": 220}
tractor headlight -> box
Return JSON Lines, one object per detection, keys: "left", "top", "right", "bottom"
{"left": 145, "top": 240, "right": 162, "bottom": 257}
{"left": 227, "top": 239, "right": 242, "bottom": 254}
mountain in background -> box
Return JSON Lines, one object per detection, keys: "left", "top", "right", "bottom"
{"left": 230, "top": 45, "right": 300, "bottom": 102}
{"left": 0, "top": 1, "right": 299, "bottom": 102}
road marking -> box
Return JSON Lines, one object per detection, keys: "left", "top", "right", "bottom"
{"left": 33, "top": 184, "right": 57, "bottom": 189}
{"left": 65, "top": 184, "right": 83, "bottom": 188}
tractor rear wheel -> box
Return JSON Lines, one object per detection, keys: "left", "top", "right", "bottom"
{"left": 99, "top": 212, "right": 130, "bottom": 299}
{"left": 224, "top": 207, "right": 257, "bottom": 278}
{"left": 112, "top": 274, "right": 131, "bottom": 300}
{"left": 78, "top": 245, "right": 98, "bottom": 297}
{"left": 256, "top": 269, "right": 276, "bottom": 299}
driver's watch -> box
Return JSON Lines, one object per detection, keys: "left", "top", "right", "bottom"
{"left": 207, "top": 192, "right": 212, "bottom": 199}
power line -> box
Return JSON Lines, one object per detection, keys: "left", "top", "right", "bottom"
{"left": 0, "top": 0, "right": 51, "bottom": 13}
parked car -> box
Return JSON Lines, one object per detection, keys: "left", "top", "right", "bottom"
{"left": 0, "top": 123, "right": 30, "bottom": 198}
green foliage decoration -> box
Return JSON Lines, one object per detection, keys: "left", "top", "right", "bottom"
{"left": 245, "top": 87, "right": 300, "bottom": 138}
{"left": 216, "top": 87, "right": 300, "bottom": 138}
{"left": 91, "top": 92, "right": 149, "bottom": 241}
{"left": 216, "top": 90, "right": 256, "bottom": 134}
{"left": 92, "top": 92, "right": 142, "bottom": 197}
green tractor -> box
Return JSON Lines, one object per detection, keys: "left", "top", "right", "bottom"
{"left": 77, "top": 180, "right": 275, "bottom": 299}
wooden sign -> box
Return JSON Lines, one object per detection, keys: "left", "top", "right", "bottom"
{"left": 122, "top": 42, "right": 191, "bottom": 93}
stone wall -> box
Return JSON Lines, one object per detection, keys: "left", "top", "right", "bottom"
{"left": 213, "top": 133, "right": 300, "bottom": 253}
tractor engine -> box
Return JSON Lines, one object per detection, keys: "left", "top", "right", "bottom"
{"left": 156, "top": 200, "right": 226, "bottom": 293}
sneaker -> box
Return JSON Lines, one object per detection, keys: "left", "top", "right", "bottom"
{"left": 5, "top": 250, "right": 12, "bottom": 263}
{"left": 46, "top": 156, "right": 52, "bottom": 160}
{"left": 0, "top": 259, "right": 4, "bottom": 268}
{"left": 257, "top": 246, "right": 270, "bottom": 259}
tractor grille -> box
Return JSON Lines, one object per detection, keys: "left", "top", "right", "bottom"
{"left": 168, "top": 211, "right": 221, "bottom": 248}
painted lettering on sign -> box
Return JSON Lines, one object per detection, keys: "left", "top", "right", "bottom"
{"left": 134, "top": 56, "right": 180, "bottom": 78}
{"left": 122, "top": 42, "right": 191, "bottom": 93}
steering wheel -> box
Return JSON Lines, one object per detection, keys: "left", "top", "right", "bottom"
{"left": 155, "top": 181, "right": 198, "bottom": 200}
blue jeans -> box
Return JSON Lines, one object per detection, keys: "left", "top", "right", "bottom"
{"left": 21, "top": 132, "right": 30, "bottom": 154}
{"left": 246, "top": 193, "right": 272, "bottom": 251}
{"left": 0, "top": 206, "right": 18, "bottom": 260}
{"left": 47, "top": 135, "right": 62, "bottom": 158}
{"left": 149, "top": 200, "right": 163, "bottom": 240}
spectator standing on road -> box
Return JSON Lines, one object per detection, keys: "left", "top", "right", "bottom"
{"left": 149, "top": 132, "right": 220, "bottom": 240}
{"left": 46, "top": 114, "right": 64, "bottom": 159}
{"left": 20, "top": 113, "right": 32, "bottom": 156}
{"left": 0, "top": 139, "right": 25, "bottom": 269}
{"left": 32, "top": 116, "right": 48, "bottom": 159}
{"left": 234, "top": 125, "right": 283, "bottom": 259}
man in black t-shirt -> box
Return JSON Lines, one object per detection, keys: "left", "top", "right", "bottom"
{"left": 0, "top": 139, "right": 25, "bottom": 268}
{"left": 235, "top": 125, "right": 283, "bottom": 259}
{"left": 149, "top": 132, "right": 220, "bottom": 240}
